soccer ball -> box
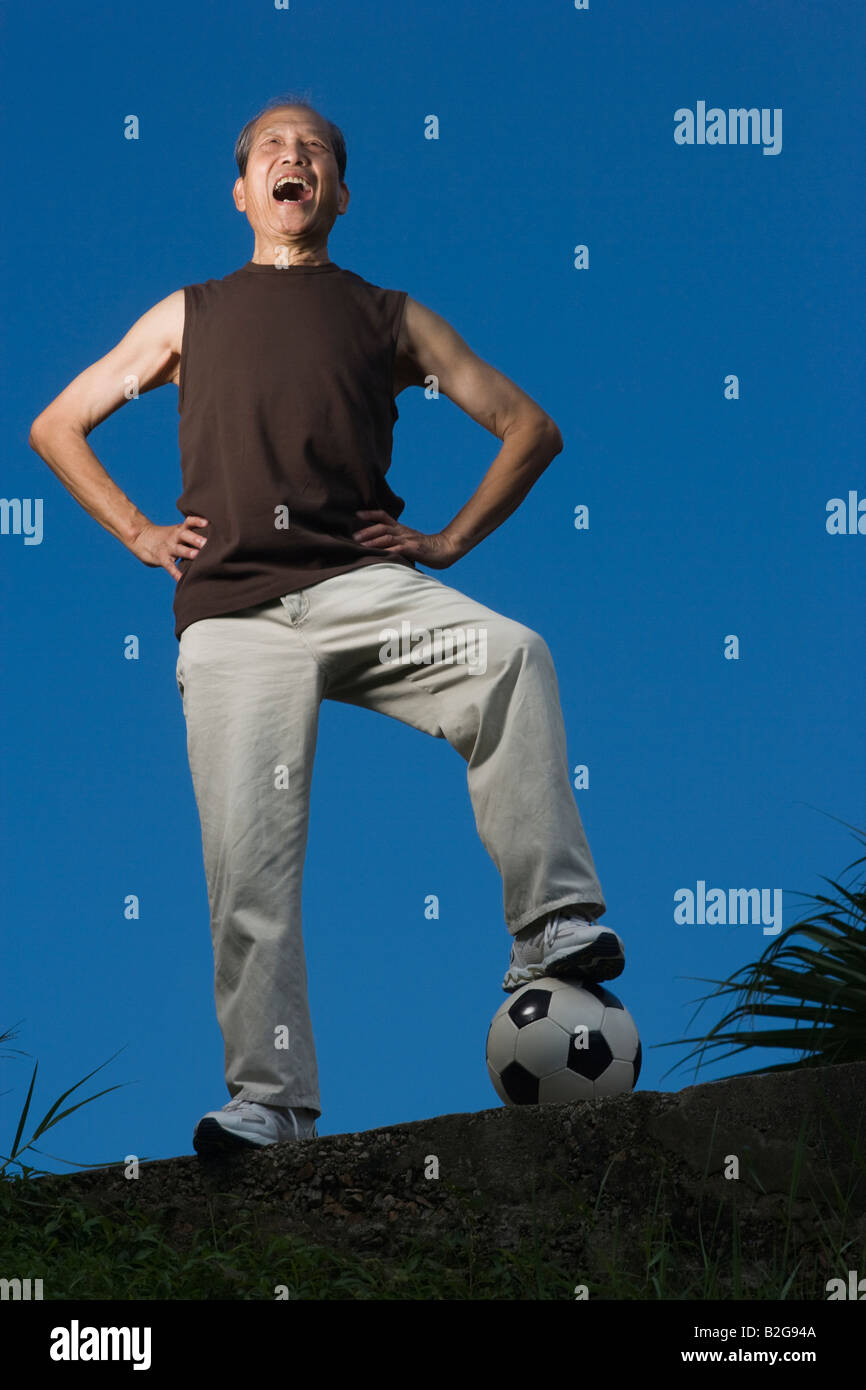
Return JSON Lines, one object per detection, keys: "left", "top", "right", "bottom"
{"left": 486, "top": 978, "right": 642, "bottom": 1105}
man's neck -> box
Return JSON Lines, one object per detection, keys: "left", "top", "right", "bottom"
{"left": 250, "top": 242, "right": 331, "bottom": 268}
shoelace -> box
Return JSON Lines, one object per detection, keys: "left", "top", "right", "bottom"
{"left": 528, "top": 912, "right": 590, "bottom": 953}
{"left": 543, "top": 916, "right": 561, "bottom": 953}
{"left": 515, "top": 914, "right": 562, "bottom": 954}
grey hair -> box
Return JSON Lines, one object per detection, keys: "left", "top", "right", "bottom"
{"left": 234, "top": 92, "right": 347, "bottom": 183}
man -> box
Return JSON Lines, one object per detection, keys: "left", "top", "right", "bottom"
{"left": 29, "top": 96, "right": 625, "bottom": 1155}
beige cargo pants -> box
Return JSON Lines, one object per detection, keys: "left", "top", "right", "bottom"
{"left": 175, "top": 561, "right": 606, "bottom": 1117}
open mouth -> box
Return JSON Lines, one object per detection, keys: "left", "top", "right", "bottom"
{"left": 273, "top": 175, "right": 314, "bottom": 204}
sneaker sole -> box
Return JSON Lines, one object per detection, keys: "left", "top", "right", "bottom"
{"left": 193, "top": 1118, "right": 269, "bottom": 1156}
{"left": 503, "top": 930, "right": 625, "bottom": 993}
{"left": 193, "top": 1117, "right": 319, "bottom": 1157}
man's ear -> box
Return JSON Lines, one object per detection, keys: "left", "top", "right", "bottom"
{"left": 337, "top": 181, "right": 350, "bottom": 216}
{"left": 233, "top": 177, "right": 246, "bottom": 212}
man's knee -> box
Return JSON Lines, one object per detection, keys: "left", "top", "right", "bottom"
{"left": 487, "top": 619, "right": 553, "bottom": 676}
{"left": 507, "top": 620, "right": 551, "bottom": 661}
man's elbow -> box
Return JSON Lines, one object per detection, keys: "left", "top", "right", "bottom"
{"left": 536, "top": 415, "right": 563, "bottom": 459}
{"left": 508, "top": 411, "right": 563, "bottom": 457}
{"left": 28, "top": 413, "right": 49, "bottom": 453}
{"left": 545, "top": 419, "right": 564, "bottom": 456}
{"left": 29, "top": 409, "right": 76, "bottom": 453}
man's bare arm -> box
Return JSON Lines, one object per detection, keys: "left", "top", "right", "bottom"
{"left": 395, "top": 296, "right": 563, "bottom": 559}
{"left": 28, "top": 290, "right": 209, "bottom": 577}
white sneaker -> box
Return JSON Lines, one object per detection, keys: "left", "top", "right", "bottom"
{"left": 502, "top": 910, "right": 625, "bottom": 993}
{"left": 193, "top": 1098, "right": 318, "bottom": 1155}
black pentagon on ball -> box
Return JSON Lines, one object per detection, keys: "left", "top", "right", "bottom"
{"left": 567, "top": 1029, "right": 614, "bottom": 1080}
{"left": 633, "top": 1038, "right": 642, "bottom": 1084}
{"left": 507, "top": 989, "right": 553, "bottom": 1028}
{"left": 582, "top": 983, "right": 625, "bottom": 1011}
{"left": 500, "top": 1060, "right": 540, "bottom": 1105}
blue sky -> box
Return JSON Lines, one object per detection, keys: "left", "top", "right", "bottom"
{"left": 2, "top": 0, "right": 864, "bottom": 1173}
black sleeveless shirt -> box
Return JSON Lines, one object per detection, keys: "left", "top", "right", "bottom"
{"left": 173, "top": 259, "right": 416, "bottom": 640}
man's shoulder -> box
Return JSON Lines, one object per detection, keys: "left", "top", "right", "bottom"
{"left": 340, "top": 268, "right": 410, "bottom": 339}
{"left": 333, "top": 264, "right": 407, "bottom": 300}
{"left": 175, "top": 272, "right": 232, "bottom": 307}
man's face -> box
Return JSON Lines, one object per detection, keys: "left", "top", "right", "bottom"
{"left": 233, "top": 106, "right": 349, "bottom": 245}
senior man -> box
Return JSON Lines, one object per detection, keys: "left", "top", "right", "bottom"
{"left": 29, "top": 96, "right": 624, "bottom": 1154}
